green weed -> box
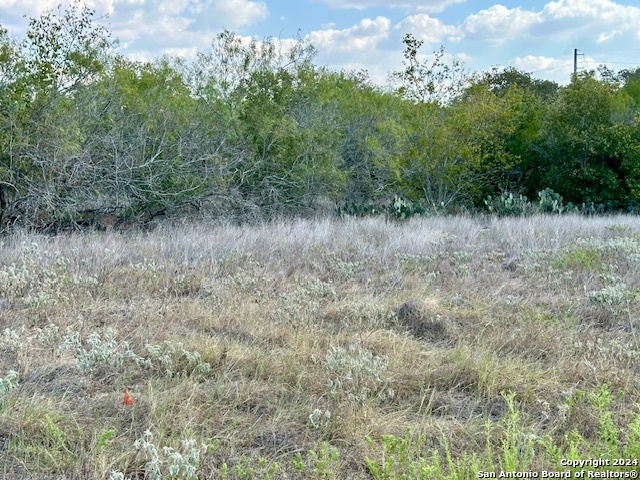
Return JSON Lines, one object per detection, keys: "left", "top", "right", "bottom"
{"left": 552, "top": 246, "right": 602, "bottom": 270}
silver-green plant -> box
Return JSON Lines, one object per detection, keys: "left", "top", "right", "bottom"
{"left": 587, "top": 273, "right": 636, "bottom": 324}
{"left": 274, "top": 278, "right": 337, "bottom": 328}
{"left": 140, "top": 341, "right": 212, "bottom": 378}
{"left": 308, "top": 408, "right": 331, "bottom": 430}
{"left": 312, "top": 249, "right": 364, "bottom": 282}
{"left": 0, "top": 242, "right": 97, "bottom": 309}
{"left": 0, "top": 327, "right": 24, "bottom": 351}
{"left": 0, "top": 370, "right": 18, "bottom": 411}
{"left": 57, "top": 327, "right": 140, "bottom": 376}
{"left": 321, "top": 343, "right": 393, "bottom": 406}
{"left": 331, "top": 301, "right": 396, "bottom": 330}
{"left": 111, "top": 430, "right": 207, "bottom": 480}
{"left": 55, "top": 327, "right": 211, "bottom": 378}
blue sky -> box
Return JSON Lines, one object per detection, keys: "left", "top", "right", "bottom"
{"left": 2, "top": 0, "right": 639, "bottom": 85}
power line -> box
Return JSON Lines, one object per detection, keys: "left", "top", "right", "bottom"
{"left": 582, "top": 61, "right": 640, "bottom": 67}
{"left": 528, "top": 63, "right": 574, "bottom": 74}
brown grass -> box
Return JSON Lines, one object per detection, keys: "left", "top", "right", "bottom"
{"left": 1, "top": 214, "right": 640, "bottom": 478}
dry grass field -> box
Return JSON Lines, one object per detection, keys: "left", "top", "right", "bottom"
{"left": 1, "top": 214, "right": 640, "bottom": 479}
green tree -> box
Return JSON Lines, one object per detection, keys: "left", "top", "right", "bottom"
{"left": 76, "top": 56, "right": 208, "bottom": 226}
{"left": 194, "top": 31, "right": 346, "bottom": 218}
{"left": 475, "top": 66, "right": 558, "bottom": 101}
{"left": 316, "top": 69, "right": 400, "bottom": 206}
{"left": 449, "top": 83, "right": 526, "bottom": 203}
{"left": 390, "top": 34, "right": 466, "bottom": 105}
{"left": 22, "top": 0, "right": 114, "bottom": 96}
{"left": 530, "top": 73, "right": 640, "bottom": 207}
{"left": 0, "top": 26, "right": 25, "bottom": 228}
{"left": 388, "top": 62, "right": 531, "bottom": 208}
{"left": 1, "top": 1, "right": 116, "bottom": 230}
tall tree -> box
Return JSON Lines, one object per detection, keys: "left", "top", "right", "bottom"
{"left": 530, "top": 73, "right": 640, "bottom": 207}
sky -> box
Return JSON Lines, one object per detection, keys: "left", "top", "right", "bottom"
{"left": 1, "top": 0, "right": 639, "bottom": 86}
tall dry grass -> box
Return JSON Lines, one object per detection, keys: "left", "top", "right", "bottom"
{"left": 1, "top": 214, "right": 639, "bottom": 478}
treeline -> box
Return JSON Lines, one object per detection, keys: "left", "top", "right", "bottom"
{"left": 2, "top": 3, "right": 640, "bottom": 231}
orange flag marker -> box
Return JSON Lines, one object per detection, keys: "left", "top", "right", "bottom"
{"left": 123, "top": 388, "right": 134, "bottom": 405}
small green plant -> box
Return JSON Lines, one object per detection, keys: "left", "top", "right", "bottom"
{"left": 552, "top": 246, "right": 602, "bottom": 270}
{"left": 95, "top": 428, "right": 117, "bottom": 451}
{"left": 43, "top": 413, "right": 68, "bottom": 453}
{"left": 364, "top": 394, "right": 545, "bottom": 479}
{"left": 293, "top": 442, "right": 340, "bottom": 479}
{"left": 364, "top": 429, "right": 439, "bottom": 479}
{"left": 543, "top": 385, "right": 640, "bottom": 472}
{"left": 220, "top": 455, "right": 279, "bottom": 480}
{"left": 496, "top": 393, "right": 541, "bottom": 472}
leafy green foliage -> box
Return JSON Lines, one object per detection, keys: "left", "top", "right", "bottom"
{"left": 4, "top": 5, "right": 640, "bottom": 230}
{"left": 527, "top": 73, "right": 640, "bottom": 207}
{"left": 552, "top": 246, "right": 603, "bottom": 270}
{"left": 390, "top": 34, "right": 466, "bottom": 105}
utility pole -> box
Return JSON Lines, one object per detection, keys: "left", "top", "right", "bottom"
{"left": 573, "top": 48, "right": 584, "bottom": 76}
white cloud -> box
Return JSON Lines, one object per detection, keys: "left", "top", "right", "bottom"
{"left": 463, "top": 5, "right": 539, "bottom": 45}
{"left": 543, "top": 0, "right": 625, "bottom": 20}
{"left": 303, "top": 17, "right": 401, "bottom": 84}
{"left": 105, "top": 0, "right": 267, "bottom": 59}
{"left": 307, "top": 16, "right": 390, "bottom": 53}
{"left": 512, "top": 54, "right": 570, "bottom": 74}
{"left": 511, "top": 53, "right": 611, "bottom": 83}
{"left": 540, "top": 0, "right": 640, "bottom": 39}
{"left": 311, "top": 0, "right": 465, "bottom": 12}
{"left": 0, "top": 0, "right": 56, "bottom": 17}
{"left": 596, "top": 30, "right": 622, "bottom": 43}
{"left": 415, "top": 0, "right": 467, "bottom": 14}
{"left": 394, "top": 14, "right": 463, "bottom": 45}
{"left": 110, "top": 10, "right": 193, "bottom": 45}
